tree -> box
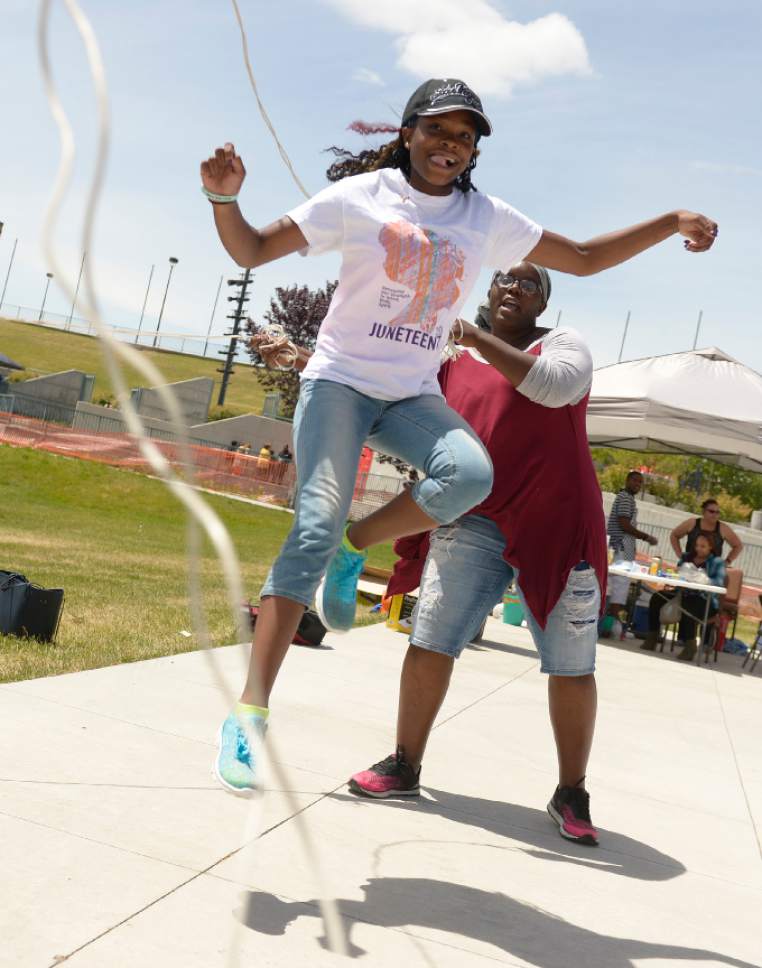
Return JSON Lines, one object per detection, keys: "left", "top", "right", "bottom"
{"left": 248, "top": 280, "right": 337, "bottom": 418}
{"left": 590, "top": 447, "right": 759, "bottom": 523}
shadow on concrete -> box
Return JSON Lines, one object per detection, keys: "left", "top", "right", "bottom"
{"left": 599, "top": 637, "right": 759, "bottom": 677}
{"left": 238, "top": 877, "right": 756, "bottom": 966}
{"left": 466, "top": 635, "right": 537, "bottom": 660}
{"left": 333, "top": 787, "right": 685, "bottom": 881}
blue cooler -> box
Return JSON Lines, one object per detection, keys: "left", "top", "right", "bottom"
{"left": 632, "top": 604, "right": 650, "bottom": 636}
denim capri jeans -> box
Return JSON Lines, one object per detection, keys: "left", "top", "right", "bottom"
{"left": 261, "top": 378, "right": 494, "bottom": 607}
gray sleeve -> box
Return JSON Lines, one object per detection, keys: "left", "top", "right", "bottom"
{"left": 617, "top": 494, "right": 636, "bottom": 520}
{"left": 516, "top": 328, "right": 593, "bottom": 408}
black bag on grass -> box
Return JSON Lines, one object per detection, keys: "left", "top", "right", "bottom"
{"left": 0, "top": 571, "right": 64, "bottom": 643}
{"left": 243, "top": 603, "right": 327, "bottom": 647}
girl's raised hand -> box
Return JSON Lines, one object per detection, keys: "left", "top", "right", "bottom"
{"left": 200, "top": 142, "right": 246, "bottom": 197}
{"left": 250, "top": 329, "right": 298, "bottom": 370}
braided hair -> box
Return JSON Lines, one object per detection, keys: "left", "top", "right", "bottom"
{"left": 326, "top": 120, "right": 479, "bottom": 193}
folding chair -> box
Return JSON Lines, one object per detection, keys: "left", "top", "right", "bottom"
{"left": 741, "top": 594, "right": 762, "bottom": 673}
{"left": 711, "top": 568, "right": 743, "bottom": 662}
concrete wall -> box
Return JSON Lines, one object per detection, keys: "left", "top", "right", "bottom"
{"left": 73, "top": 401, "right": 198, "bottom": 439}
{"left": 130, "top": 377, "right": 213, "bottom": 425}
{"left": 190, "top": 412, "right": 293, "bottom": 453}
{"left": 72, "top": 401, "right": 293, "bottom": 454}
{"left": 14, "top": 370, "right": 93, "bottom": 408}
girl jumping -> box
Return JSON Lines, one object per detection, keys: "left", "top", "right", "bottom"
{"left": 200, "top": 77, "right": 717, "bottom": 795}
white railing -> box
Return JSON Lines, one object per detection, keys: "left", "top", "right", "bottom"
{"left": 0, "top": 304, "right": 251, "bottom": 363}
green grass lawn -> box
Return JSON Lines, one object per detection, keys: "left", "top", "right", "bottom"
{"left": 0, "top": 445, "right": 395, "bottom": 683}
{"left": 0, "top": 317, "right": 268, "bottom": 419}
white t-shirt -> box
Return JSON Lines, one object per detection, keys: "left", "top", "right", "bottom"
{"left": 287, "top": 168, "right": 542, "bottom": 401}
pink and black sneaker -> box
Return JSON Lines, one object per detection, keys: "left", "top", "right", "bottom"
{"left": 348, "top": 748, "right": 421, "bottom": 799}
{"left": 547, "top": 777, "right": 599, "bottom": 846}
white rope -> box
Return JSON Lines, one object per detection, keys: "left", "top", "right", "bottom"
{"left": 441, "top": 319, "right": 465, "bottom": 362}
{"left": 251, "top": 322, "right": 299, "bottom": 370}
{"left": 37, "top": 0, "right": 347, "bottom": 961}
{"left": 230, "top": 0, "right": 310, "bottom": 200}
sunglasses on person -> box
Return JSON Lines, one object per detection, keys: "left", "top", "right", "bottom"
{"left": 492, "top": 271, "right": 541, "bottom": 295}
{"left": 704, "top": 507, "right": 720, "bottom": 514}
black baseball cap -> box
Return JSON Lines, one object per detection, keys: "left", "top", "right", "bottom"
{"left": 402, "top": 79, "right": 492, "bottom": 137}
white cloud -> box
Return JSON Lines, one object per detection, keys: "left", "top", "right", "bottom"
{"left": 325, "top": 1, "right": 592, "bottom": 97}
{"left": 353, "top": 67, "right": 385, "bottom": 86}
{"left": 692, "top": 161, "right": 762, "bottom": 177}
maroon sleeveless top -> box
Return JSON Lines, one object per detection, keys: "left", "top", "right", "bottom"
{"left": 388, "top": 346, "right": 607, "bottom": 629}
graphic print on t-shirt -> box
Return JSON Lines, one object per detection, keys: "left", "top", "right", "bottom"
{"left": 378, "top": 220, "right": 465, "bottom": 333}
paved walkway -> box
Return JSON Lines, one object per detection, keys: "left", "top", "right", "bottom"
{"left": 2, "top": 621, "right": 761, "bottom": 967}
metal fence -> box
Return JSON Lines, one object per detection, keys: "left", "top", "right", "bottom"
{"left": 0, "top": 407, "right": 298, "bottom": 503}
{"left": 5, "top": 392, "right": 81, "bottom": 427}
{"left": 0, "top": 395, "right": 233, "bottom": 453}
{"left": 0, "top": 303, "right": 250, "bottom": 363}
{"left": 350, "top": 471, "right": 408, "bottom": 519}
{"left": 602, "top": 493, "right": 762, "bottom": 586}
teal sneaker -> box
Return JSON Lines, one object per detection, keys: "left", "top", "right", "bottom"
{"left": 214, "top": 711, "right": 267, "bottom": 797}
{"left": 315, "top": 538, "right": 367, "bottom": 633}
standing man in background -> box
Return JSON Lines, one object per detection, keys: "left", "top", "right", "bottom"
{"left": 605, "top": 470, "right": 658, "bottom": 628}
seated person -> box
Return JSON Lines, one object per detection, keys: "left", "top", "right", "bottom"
{"left": 670, "top": 498, "right": 742, "bottom": 567}
{"left": 641, "top": 533, "right": 726, "bottom": 661}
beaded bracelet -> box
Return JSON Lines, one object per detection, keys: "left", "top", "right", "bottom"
{"left": 201, "top": 186, "right": 238, "bottom": 204}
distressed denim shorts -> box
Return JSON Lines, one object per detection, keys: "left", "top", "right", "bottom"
{"left": 410, "top": 514, "right": 600, "bottom": 676}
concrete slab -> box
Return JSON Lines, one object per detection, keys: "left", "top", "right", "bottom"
{"left": 0, "top": 686, "right": 331, "bottom": 872}
{"left": 0, "top": 812, "right": 190, "bottom": 968}
{"left": 1, "top": 619, "right": 761, "bottom": 968}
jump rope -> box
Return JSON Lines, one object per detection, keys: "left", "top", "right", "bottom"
{"left": 37, "top": 0, "right": 348, "bottom": 960}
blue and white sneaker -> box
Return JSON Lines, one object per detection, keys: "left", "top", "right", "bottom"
{"left": 214, "top": 711, "right": 267, "bottom": 797}
{"left": 315, "top": 538, "right": 367, "bottom": 633}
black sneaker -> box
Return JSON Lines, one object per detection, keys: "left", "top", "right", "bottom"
{"left": 348, "top": 747, "right": 421, "bottom": 798}
{"left": 547, "top": 777, "right": 599, "bottom": 846}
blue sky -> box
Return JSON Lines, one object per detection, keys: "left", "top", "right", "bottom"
{"left": 2, "top": 0, "right": 761, "bottom": 371}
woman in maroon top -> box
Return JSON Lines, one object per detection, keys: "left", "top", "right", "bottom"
{"left": 348, "top": 262, "right": 607, "bottom": 845}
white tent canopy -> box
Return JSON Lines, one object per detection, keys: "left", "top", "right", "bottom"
{"left": 586, "top": 347, "right": 762, "bottom": 473}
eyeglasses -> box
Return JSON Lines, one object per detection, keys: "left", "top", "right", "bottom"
{"left": 704, "top": 508, "right": 720, "bottom": 514}
{"left": 492, "top": 272, "right": 540, "bottom": 295}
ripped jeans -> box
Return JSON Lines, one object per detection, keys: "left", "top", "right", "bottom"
{"left": 410, "top": 514, "right": 599, "bottom": 675}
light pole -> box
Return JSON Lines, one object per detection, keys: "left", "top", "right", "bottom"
{"left": 38, "top": 272, "right": 54, "bottom": 321}
{"left": 153, "top": 256, "right": 179, "bottom": 348}
{"left": 204, "top": 274, "right": 223, "bottom": 356}
{"left": 0, "top": 235, "right": 17, "bottom": 313}
{"left": 136, "top": 263, "right": 155, "bottom": 344}
{"left": 692, "top": 309, "right": 704, "bottom": 350}
{"left": 67, "top": 252, "right": 86, "bottom": 330}
{"left": 617, "top": 309, "right": 631, "bottom": 363}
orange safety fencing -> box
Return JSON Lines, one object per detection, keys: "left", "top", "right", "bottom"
{"left": 0, "top": 409, "right": 297, "bottom": 505}
{"left": 0, "top": 410, "right": 404, "bottom": 515}
{"left": 4, "top": 408, "right": 760, "bottom": 620}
